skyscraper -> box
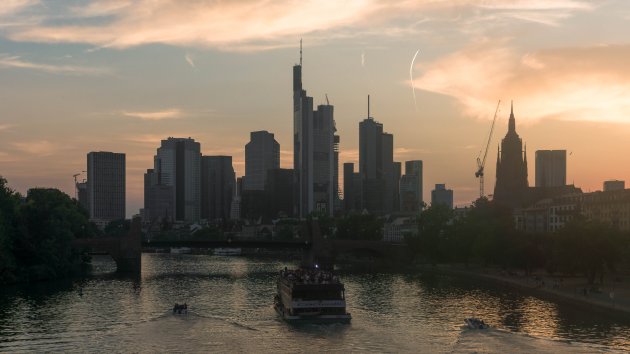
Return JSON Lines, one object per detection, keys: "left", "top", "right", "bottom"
{"left": 494, "top": 102, "right": 529, "bottom": 208}
{"left": 400, "top": 160, "right": 423, "bottom": 212}
{"left": 265, "top": 168, "right": 294, "bottom": 218}
{"left": 244, "top": 131, "right": 280, "bottom": 191}
{"left": 359, "top": 96, "right": 395, "bottom": 214}
{"left": 343, "top": 163, "right": 361, "bottom": 212}
{"left": 87, "top": 151, "right": 125, "bottom": 226}
{"left": 144, "top": 168, "right": 174, "bottom": 223}
{"left": 149, "top": 137, "right": 201, "bottom": 222}
{"left": 201, "top": 156, "right": 235, "bottom": 222}
{"left": 431, "top": 184, "right": 453, "bottom": 209}
{"left": 292, "top": 41, "right": 338, "bottom": 217}
{"left": 535, "top": 150, "right": 566, "bottom": 187}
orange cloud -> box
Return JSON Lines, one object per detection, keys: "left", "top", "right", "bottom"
{"left": 414, "top": 42, "right": 630, "bottom": 124}
{"left": 122, "top": 108, "right": 184, "bottom": 121}
{"left": 3, "top": 1, "right": 593, "bottom": 50}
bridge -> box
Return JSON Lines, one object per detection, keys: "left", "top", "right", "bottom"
{"left": 72, "top": 217, "right": 407, "bottom": 273}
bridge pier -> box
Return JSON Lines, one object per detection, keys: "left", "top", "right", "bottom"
{"left": 111, "top": 217, "right": 142, "bottom": 274}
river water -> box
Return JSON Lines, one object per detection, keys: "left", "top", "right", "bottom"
{"left": 1, "top": 254, "right": 629, "bottom": 353}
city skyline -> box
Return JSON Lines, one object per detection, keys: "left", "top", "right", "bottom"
{"left": 2, "top": 1, "right": 630, "bottom": 216}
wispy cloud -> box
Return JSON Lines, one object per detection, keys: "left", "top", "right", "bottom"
{"left": 1, "top": 1, "right": 594, "bottom": 51}
{"left": 12, "top": 140, "right": 56, "bottom": 156}
{"left": 0, "top": 124, "right": 14, "bottom": 132}
{"left": 0, "top": 0, "right": 38, "bottom": 17}
{"left": 184, "top": 53, "right": 195, "bottom": 68}
{"left": 414, "top": 41, "right": 630, "bottom": 124}
{"left": 122, "top": 108, "right": 184, "bottom": 121}
{"left": 0, "top": 54, "right": 110, "bottom": 75}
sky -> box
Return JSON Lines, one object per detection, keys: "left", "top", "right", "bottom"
{"left": 1, "top": 0, "right": 630, "bottom": 217}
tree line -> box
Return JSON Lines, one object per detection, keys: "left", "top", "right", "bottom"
{"left": 0, "top": 176, "right": 96, "bottom": 284}
{"left": 405, "top": 198, "right": 630, "bottom": 285}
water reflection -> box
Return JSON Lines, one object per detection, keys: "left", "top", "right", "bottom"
{"left": 1, "top": 254, "right": 630, "bottom": 353}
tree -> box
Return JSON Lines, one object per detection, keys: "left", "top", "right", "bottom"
{"left": 414, "top": 204, "right": 453, "bottom": 264}
{"left": 0, "top": 176, "right": 20, "bottom": 283}
{"left": 335, "top": 213, "right": 383, "bottom": 241}
{"left": 553, "top": 217, "right": 625, "bottom": 285}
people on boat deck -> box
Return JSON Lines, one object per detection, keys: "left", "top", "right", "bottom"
{"left": 280, "top": 268, "right": 340, "bottom": 285}
{"left": 173, "top": 303, "right": 188, "bottom": 314}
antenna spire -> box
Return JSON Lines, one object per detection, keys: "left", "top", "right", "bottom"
{"left": 368, "top": 94, "right": 370, "bottom": 118}
{"left": 299, "top": 38, "right": 302, "bottom": 66}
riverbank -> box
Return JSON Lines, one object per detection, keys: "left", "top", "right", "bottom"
{"left": 418, "top": 264, "right": 630, "bottom": 317}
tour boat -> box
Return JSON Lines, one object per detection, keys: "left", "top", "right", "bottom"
{"left": 464, "top": 318, "right": 488, "bottom": 329}
{"left": 274, "top": 267, "right": 351, "bottom": 323}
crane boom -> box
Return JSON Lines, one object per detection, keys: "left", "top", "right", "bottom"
{"left": 475, "top": 100, "right": 501, "bottom": 198}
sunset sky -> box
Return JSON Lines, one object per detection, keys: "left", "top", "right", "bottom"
{"left": 1, "top": 0, "right": 630, "bottom": 216}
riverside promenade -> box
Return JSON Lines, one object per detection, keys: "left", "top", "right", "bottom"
{"left": 422, "top": 264, "right": 630, "bottom": 316}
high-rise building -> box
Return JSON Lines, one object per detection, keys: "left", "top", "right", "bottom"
{"left": 292, "top": 41, "right": 338, "bottom": 217}
{"left": 431, "top": 184, "right": 453, "bottom": 209}
{"left": 148, "top": 137, "right": 201, "bottom": 222}
{"left": 265, "top": 168, "right": 294, "bottom": 218}
{"left": 76, "top": 181, "right": 88, "bottom": 212}
{"left": 230, "top": 177, "right": 243, "bottom": 220}
{"left": 201, "top": 156, "right": 235, "bottom": 222}
{"left": 343, "top": 163, "right": 361, "bottom": 212}
{"left": 144, "top": 168, "right": 175, "bottom": 223}
{"left": 87, "top": 151, "right": 125, "bottom": 226}
{"left": 604, "top": 180, "right": 625, "bottom": 192}
{"left": 393, "top": 162, "right": 401, "bottom": 212}
{"left": 359, "top": 96, "right": 395, "bottom": 214}
{"left": 400, "top": 160, "right": 423, "bottom": 212}
{"left": 494, "top": 102, "right": 529, "bottom": 208}
{"left": 535, "top": 150, "right": 566, "bottom": 187}
{"left": 244, "top": 131, "right": 280, "bottom": 191}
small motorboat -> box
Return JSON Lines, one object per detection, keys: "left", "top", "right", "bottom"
{"left": 173, "top": 303, "right": 188, "bottom": 315}
{"left": 464, "top": 318, "right": 488, "bottom": 329}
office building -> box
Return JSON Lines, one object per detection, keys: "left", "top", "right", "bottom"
{"left": 431, "top": 184, "right": 453, "bottom": 209}
{"left": 201, "top": 156, "right": 235, "bottom": 222}
{"left": 400, "top": 160, "right": 423, "bottom": 212}
{"left": 359, "top": 96, "right": 395, "bottom": 214}
{"left": 244, "top": 131, "right": 280, "bottom": 191}
{"left": 535, "top": 150, "right": 566, "bottom": 187}
{"left": 265, "top": 168, "right": 294, "bottom": 218}
{"left": 147, "top": 137, "right": 201, "bottom": 222}
{"left": 343, "top": 163, "right": 361, "bottom": 212}
{"left": 87, "top": 151, "right": 126, "bottom": 226}
{"left": 144, "top": 168, "right": 175, "bottom": 223}
{"left": 293, "top": 41, "right": 338, "bottom": 217}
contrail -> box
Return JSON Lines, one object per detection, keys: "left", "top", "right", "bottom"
{"left": 410, "top": 49, "right": 420, "bottom": 111}
{"left": 361, "top": 50, "right": 365, "bottom": 67}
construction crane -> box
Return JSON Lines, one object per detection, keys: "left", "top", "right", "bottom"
{"left": 475, "top": 100, "right": 501, "bottom": 199}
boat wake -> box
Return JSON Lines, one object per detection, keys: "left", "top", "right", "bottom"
{"left": 451, "top": 327, "right": 615, "bottom": 353}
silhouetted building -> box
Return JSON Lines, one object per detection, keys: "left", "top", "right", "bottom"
{"left": 333, "top": 135, "right": 341, "bottom": 213}
{"left": 604, "top": 180, "right": 625, "bottom": 192}
{"left": 230, "top": 177, "right": 243, "bottom": 220}
{"left": 241, "top": 190, "right": 266, "bottom": 220}
{"left": 244, "top": 131, "right": 279, "bottom": 191}
{"left": 393, "top": 162, "right": 401, "bottom": 212}
{"left": 494, "top": 102, "right": 529, "bottom": 208}
{"left": 535, "top": 150, "right": 566, "bottom": 187}
{"left": 359, "top": 97, "right": 395, "bottom": 214}
{"left": 431, "top": 184, "right": 453, "bottom": 209}
{"left": 87, "top": 151, "right": 125, "bottom": 226}
{"left": 151, "top": 137, "right": 201, "bottom": 222}
{"left": 343, "top": 163, "right": 361, "bottom": 212}
{"left": 201, "top": 156, "right": 235, "bottom": 222}
{"left": 144, "top": 169, "right": 175, "bottom": 223}
{"left": 293, "top": 41, "right": 338, "bottom": 217}
{"left": 76, "top": 181, "right": 88, "bottom": 211}
{"left": 400, "top": 160, "right": 423, "bottom": 212}
{"left": 265, "top": 168, "right": 294, "bottom": 218}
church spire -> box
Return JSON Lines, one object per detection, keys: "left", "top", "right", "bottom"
{"left": 508, "top": 100, "right": 515, "bottom": 133}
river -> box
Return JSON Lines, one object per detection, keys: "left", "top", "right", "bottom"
{"left": 1, "top": 254, "right": 629, "bottom": 353}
